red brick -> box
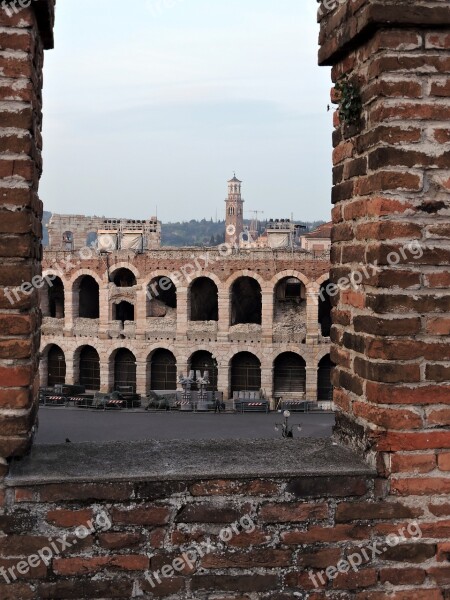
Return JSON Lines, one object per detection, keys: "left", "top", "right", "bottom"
{"left": 379, "top": 567, "right": 426, "bottom": 585}
{"left": 438, "top": 452, "right": 450, "bottom": 471}
{"left": 335, "top": 501, "right": 422, "bottom": 522}
{"left": 356, "top": 592, "right": 443, "bottom": 600}
{"left": 428, "top": 567, "right": 450, "bottom": 586}
{"left": 190, "top": 479, "right": 278, "bottom": 497}
{"left": 333, "top": 569, "right": 377, "bottom": 590}
{"left": 437, "top": 542, "right": 450, "bottom": 562}
{"left": 427, "top": 317, "right": 450, "bottom": 336}
{"left": 391, "top": 478, "right": 450, "bottom": 495}
{"left": 37, "top": 482, "right": 134, "bottom": 502}
{"left": 391, "top": 453, "right": 437, "bottom": 474}
{"left": 112, "top": 505, "right": 171, "bottom": 526}
{"left": 281, "top": 524, "right": 370, "bottom": 544}
{"left": 201, "top": 549, "right": 292, "bottom": 569}
{"left": 377, "top": 431, "right": 450, "bottom": 452}
{"left": 366, "top": 382, "right": 450, "bottom": 406}
{"left": 434, "top": 129, "right": 450, "bottom": 144}
{"left": 259, "top": 502, "right": 328, "bottom": 523}
{"left": 426, "top": 33, "right": 450, "bottom": 49}
{"left": 97, "top": 532, "right": 145, "bottom": 551}
{"left": 46, "top": 509, "right": 93, "bottom": 528}
{"left": 352, "top": 402, "right": 422, "bottom": 430}
{"left": 53, "top": 555, "right": 149, "bottom": 576}
{"left": 429, "top": 503, "right": 450, "bottom": 517}
{"left": 176, "top": 503, "right": 248, "bottom": 524}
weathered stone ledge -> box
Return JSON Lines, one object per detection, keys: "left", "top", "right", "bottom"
{"left": 6, "top": 439, "right": 374, "bottom": 486}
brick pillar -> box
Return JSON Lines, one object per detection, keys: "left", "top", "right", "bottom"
{"left": 306, "top": 283, "right": 320, "bottom": 342}
{"left": 305, "top": 365, "right": 317, "bottom": 401}
{"left": 176, "top": 286, "right": 188, "bottom": 340}
{"left": 98, "top": 285, "right": 110, "bottom": 339}
{"left": 319, "top": 1, "right": 450, "bottom": 488}
{"left": 217, "top": 286, "right": 229, "bottom": 342}
{"left": 63, "top": 284, "right": 74, "bottom": 336}
{"left": 135, "top": 285, "right": 147, "bottom": 340}
{"left": 136, "top": 360, "right": 146, "bottom": 397}
{"left": 261, "top": 290, "right": 273, "bottom": 343}
{"left": 0, "top": 3, "right": 54, "bottom": 468}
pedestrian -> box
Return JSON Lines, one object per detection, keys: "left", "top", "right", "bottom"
{"left": 214, "top": 394, "right": 222, "bottom": 413}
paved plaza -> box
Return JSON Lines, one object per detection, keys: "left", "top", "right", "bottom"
{"left": 36, "top": 407, "right": 335, "bottom": 444}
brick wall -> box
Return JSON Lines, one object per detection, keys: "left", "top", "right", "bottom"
{"left": 3, "top": 464, "right": 450, "bottom": 599}
{"left": 0, "top": 3, "right": 54, "bottom": 466}
{"left": 321, "top": 0, "right": 450, "bottom": 480}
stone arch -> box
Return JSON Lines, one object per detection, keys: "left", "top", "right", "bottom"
{"left": 148, "top": 348, "right": 177, "bottom": 391}
{"left": 315, "top": 272, "right": 331, "bottom": 287}
{"left": 318, "top": 353, "right": 334, "bottom": 401}
{"left": 43, "top": 344, "right": 66, "bottom": 387}
{"left": 146, "top": 272, "right": 178, "bottom": 317}
{"left": 189, "top": 276, "right": 219, "bottom": 321}
{"left": 41, "top": 273, "right": 65, "bottom": 319}
{"left": 230, "top": 351, "right": 261, "bottom": 395}
{"left": 188, "top": 350, "right": 218, "bottom": 391}
{"left": 269, "top": 269, "right": 310, "bottom": 290}
{"left": 69, "top": 269, "right": 103, "bottom": 288}
{"left": 109, "top": 347, "right": 137, "bottom": 393}
{"left": 273, "top": 351, "right": 306, "bottom": 395}
{"left": 72, "top": 274, "right": 100, "bottom": 319}
{"left": 228, "top": 274, "right": 263, "bottom": 326}
{"left": 107, "top": 262, "right": 140, "bottom": 285}
{"left": 74, "top": 344, "right": 101, "bottom": 391}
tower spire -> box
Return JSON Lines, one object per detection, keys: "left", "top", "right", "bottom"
{"left": 225, "top": 174, "right": 244, "bottom": 245}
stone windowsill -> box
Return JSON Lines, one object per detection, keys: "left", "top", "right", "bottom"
{"left": 6, "top": 438, "right": 374, "bottom": 486}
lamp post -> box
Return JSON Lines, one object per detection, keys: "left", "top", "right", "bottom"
{"left": 274, "top": 410, "right": 302, "bottom": 439}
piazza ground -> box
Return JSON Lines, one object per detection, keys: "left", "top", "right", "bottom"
{"left": 35, "top": 407, "right": 335, "bottom": 444}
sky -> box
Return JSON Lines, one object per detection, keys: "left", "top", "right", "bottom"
{"left": 40, "top": 0, "right": 333, "bottom": 223}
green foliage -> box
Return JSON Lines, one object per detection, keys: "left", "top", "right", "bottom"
{"left": 335, "top": 75, "right": 362, "bottom": 125}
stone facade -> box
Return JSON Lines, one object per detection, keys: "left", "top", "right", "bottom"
{"left": 40, "top": 247, "right": 331, "bottom": 402}
{"left": 47, "top": 214, "right": 161, "bottom": 252}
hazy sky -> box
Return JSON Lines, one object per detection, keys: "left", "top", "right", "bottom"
{"left": 40, "top": 0, "right": 333, "bottom": 223}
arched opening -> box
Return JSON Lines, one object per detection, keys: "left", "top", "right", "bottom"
{"left": 273, "top": 277, "right": 306, "bottom": 341}
{"left": 86, "top": 231, "right": 98, "bottom": 248}
{"left": 47, "top": 345, "right": 66, "bottom": 387}
{"left": 78, "top": 275, "right": 99, "bottom": 319}
{"left": 147, "top": 276, "right": 177, "bottom": 317}
{"left": 114, "top": 349, "right": 136, "bottom": 393}
{"left": 230, "top": 277, "right": 262, "bottom": 325}
{"left": 150, "top": 349, "right": 177, "bottom": 391}
{"left": 48, "top": 276, "right": 65, "bottom": 318}
{"left": 188, "top": 351, "right": 218, "bottom": 391}
{"left": 112, "top": 268, "right": 137, "bottom": 287}
{"left": 319, "top": 279, "right": 332, "bottom": 337}
{"left": 318, "top": 354, "right": 334, "bottom": 401}
{"left": 78, "top": 346, "right": 100, "bottom": 391}
{"left": 273, "top": 352, "right": 306, "bottom": 395}
{"left": 230, "top": 352, "right": 261, "bottom": 395}
{"left": 190, "top": 278, "right": 218, "bottom": 321}
{"left": 63, "top": 230, "right": 73, "bottom": 251}
{"left": 114, "top": 301, "right": 135, "bottom": 322}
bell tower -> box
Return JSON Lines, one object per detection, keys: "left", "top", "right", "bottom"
{"left": 225, "top": 174, "right": 244, "bottom": 245}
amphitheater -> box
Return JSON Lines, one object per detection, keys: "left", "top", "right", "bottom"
{"left": 39, "top": 214, "right": 332, "bottom": 403}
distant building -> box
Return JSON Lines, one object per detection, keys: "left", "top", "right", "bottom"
{"left": 47, "top": 214, "right": 161, "bottom": 252}
{"left": 300, "top": 222, "right": 332, "bottom": 254}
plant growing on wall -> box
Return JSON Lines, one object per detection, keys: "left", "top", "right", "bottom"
{"left": 334, "top": 75, "right": 362, "bottom": 125}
